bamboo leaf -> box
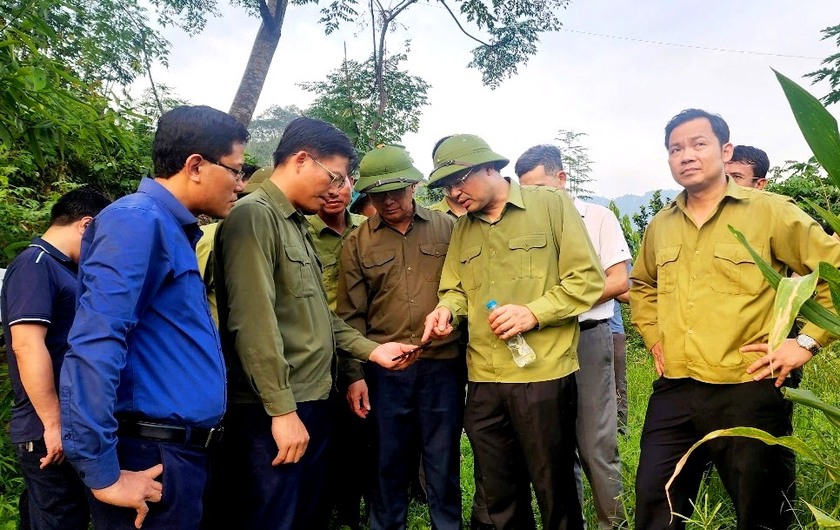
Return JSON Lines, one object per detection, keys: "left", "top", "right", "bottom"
{"left": 775, "top": 69, "right": 840, "bottom": 188}
{"left": 729, "top": 226, "right": 840, "bottom": 335}
{"left": 803, "top": 502, "right": 840, "bottom": 527}
{"left": 783, "top": 387, "right": 840, "bottom": 429}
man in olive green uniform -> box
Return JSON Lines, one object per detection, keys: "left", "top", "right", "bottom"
{"left": 631, "top": 109, "right": 840, "bottom": 530}
{"left": 337, "top": 145, "right": 463, "bottom": 530}
{"left": 306, "top": 172, "right": 369, "bottom": 529}
{"left": 422, "top": 134, "right": 605, "bottom": 530}
{"left": 214, "top": 117, "right": 417, "bottom": 530}
{"left": 306, "top": 178, "right": 367, "bottom": 310}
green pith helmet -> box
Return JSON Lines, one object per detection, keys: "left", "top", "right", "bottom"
{"left": 243, "top": 167, "right": 272, "bottom": 195}
{"left": 428, "top": 134, "right": 509, "bottom": 188}
{"left": 354, "top": 144, "right": 424, "bottom": 194}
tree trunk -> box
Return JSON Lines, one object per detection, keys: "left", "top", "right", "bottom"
{"left": 229, "top": 0, "right": 289, "bottom": 126}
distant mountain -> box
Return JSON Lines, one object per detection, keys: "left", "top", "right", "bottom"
{"left": 588, "top": 189, "right": 680, "bottom": 218}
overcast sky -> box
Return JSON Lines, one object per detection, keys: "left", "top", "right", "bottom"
{"left": 139, "top": 0, "right": 840, "bottom": 198}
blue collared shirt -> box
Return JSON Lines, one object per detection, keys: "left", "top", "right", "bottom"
{"left": 60, "top": 178, "right": 226, "bottom": 489}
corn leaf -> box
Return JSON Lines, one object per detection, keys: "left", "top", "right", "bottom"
{"left": 666, "top": 427, "right": 840, "bottom": 523}
{"left": 769, "top": 273, "right": 818, "bottom": 352}
{"left": 804, "top": 198, "right": 840, "bottom": 238}
{"left": 775, "top": 69, "right": 840, "bottom": 188}
{"left": 783, "top": 387, "right": 840, "bottom": 430}
{"left": 804, "top": 502, "right": 840, "bottom": 527}
{"left": 729, "top": 226, "right": 840, "bottom": 335}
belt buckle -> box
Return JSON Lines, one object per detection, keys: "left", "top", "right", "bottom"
{"left": 204, "top": 426, "right": 224, "bottom": 448}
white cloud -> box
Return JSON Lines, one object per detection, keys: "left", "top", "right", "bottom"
{"left": 139, "top": 0, "right": 840, "bottom": 198}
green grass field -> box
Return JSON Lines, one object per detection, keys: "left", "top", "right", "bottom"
{"left": 2, "top": 329, "right": 838, "bottom": 529}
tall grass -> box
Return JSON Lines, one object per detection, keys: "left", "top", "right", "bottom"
{"left": 1, "top": 332, "right": 837, "bottom": 529}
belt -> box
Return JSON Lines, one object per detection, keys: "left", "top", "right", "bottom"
{"left": 118, "top": 420, "right": 224, "bottom": 449}
{"left": 579, "top": 319, "right": 608, "bottom": 331}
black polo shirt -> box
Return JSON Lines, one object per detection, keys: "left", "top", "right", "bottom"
{"left": 1, "top": 237, "right": 78, "bottom": 443}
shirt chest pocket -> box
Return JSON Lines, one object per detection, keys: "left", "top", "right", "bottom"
{"left": 361, "top": 250, "right": 398, "bottom": 290}
{"left": 711, "top": 243, "right": 763, "bottom": 296}
{"left": 459, "top": 245, "right": 483, "bottom": 291}
{"left": 283, "top": 245, "right": 317, "bottom": 298}
{"left": 655, "top": 245, "right": 681, "bottom": 294}
{"left": 419, "top": 242, "right": 449, "bottom": 282}
{"left": 507, "top": 233, "right": 547, "bottom": 280}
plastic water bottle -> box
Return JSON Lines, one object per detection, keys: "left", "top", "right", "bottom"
{"left": 486, "top": 300, "right": 536, "bottom": 367}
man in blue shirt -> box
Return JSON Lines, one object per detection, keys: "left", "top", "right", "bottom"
{"left": 2, "top": 188, "right": 110, "bottom": 530}
{"left": 60, "top": 105, "right": 249, "bottom": 530}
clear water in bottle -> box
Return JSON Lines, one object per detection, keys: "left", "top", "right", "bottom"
{"left": 486, "top": 299, "right": 536, "bottom": 367}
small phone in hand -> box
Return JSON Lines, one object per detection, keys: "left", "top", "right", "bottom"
{"left": 392, "top": 340, "right": 432, "bottom": 361}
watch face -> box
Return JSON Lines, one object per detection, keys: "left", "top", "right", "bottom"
{"left": 797, "top": 335, "right": 818, "bottom": 352}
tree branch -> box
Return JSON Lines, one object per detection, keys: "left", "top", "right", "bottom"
{"left": 437, "top": 0, "right": 491, "bottom": 47}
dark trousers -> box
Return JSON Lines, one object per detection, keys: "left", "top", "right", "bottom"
{"left": 368, "top": 358, "right": 465, "bottom": 530}
{"left": 635, "top": 377, "right": 796, "bottom": 530}
{"left": 464, "top": 377, "right": 582, "bottom": 530}
{"left": 325, "top": 389, "right": 374, "bottom": 528}
{"left": 221, "top": 401, "right": 333, "bottom": 530}
{"left": 87, "top": 436, "right": 209, "bottom": 529}
{"left": 15, "top": 439, "right": 89, "bottom": 530}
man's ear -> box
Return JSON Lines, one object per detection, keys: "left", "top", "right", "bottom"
{"left": 722, "top": 142, "right": 734, "bottom": 163}
{"left": 77, "top": 216, "right": 94, "bottom": 235}
{"left": 185, "top": 154, "right": 204, "bottom": 183}
{"left": 556, "top": 170, "right": 568, "bottom": 188}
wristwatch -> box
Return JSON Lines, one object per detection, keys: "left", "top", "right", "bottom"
{"left": 795, "top": 334, "right": 821, "bottom": 355}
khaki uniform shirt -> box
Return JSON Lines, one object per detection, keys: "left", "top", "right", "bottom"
{"left": 437, "top": 180, "right": 605, "bottom": 383}
{"left": 306, "top": 211, "right": 366, "bottom": 309}
{"left": 630, "top": 179, "right": 840, "bottom": 383}
{"left": 196, "top": 223, "right": 218, "bottom": 325}
{"left": 337, "top": 205, "right": 460, "bottom": 384}
{"left": 428, "top": 197, "right": 460, "bottom": 219}
{"left": 215, "top": 180, "right": 379, "bottom": 416}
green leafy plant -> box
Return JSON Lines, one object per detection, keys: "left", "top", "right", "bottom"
{"left": 669, "top": 70, "right": 840, "bottom": 527}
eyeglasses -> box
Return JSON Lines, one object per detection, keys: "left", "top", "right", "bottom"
{"left": 442, "top": 166, "right": 476, "bottom": 197}
{"left": 370, "top": 186, "right": 412, "bottom": 202}
{"left": 308, "top": 154, "right": 347, "bottom": 189}
{"left": 204, "top": 156, "right": 246, "bottom": 183}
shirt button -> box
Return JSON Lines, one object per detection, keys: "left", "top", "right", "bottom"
{"left": 687, "top": 329, "right": 693, "bottom": 334}
{"left": 695, "top": 250, "right": 700, "bottom": 255}
{"left": 410, "top": 299, "right": 415, "bottom": 304}
{"left": 411, "top": 333, "right": 416, "bottom": 338}
{"left": 691, "top": 275, "right": 696, "bottom": 280}
{"left": 490, "top": 281, "right": 495, "bottom": 285}
{"left": 407, "top": 266, "right": 412, "bottom": 271}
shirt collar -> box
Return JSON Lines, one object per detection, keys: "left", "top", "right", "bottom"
{"left": 469, "top": 177, "right": 525, "bottom": 223}
{"left": 139, "top": 178, "right": 197, "bottom": 227}
{"left": 369, "top": 201, "right": 429, "bottom": 231}
{"left": 29, "top": 236, "right": 74, "bottom": 266}
{"left": 307, "top": 210, "right": 361, "bottom": 236}
{"left": 260, "top": 178, "right": 305, "bottom": 222}
{"left": 672, "top": 176, "right": 750, "bottom": 212}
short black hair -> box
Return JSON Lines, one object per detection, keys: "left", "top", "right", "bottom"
{"left": 730, "top": 145, "right": 770, "bottom": 178}
{"left": 50, "top": 188, "right": 111, "bottom": 226}
{"left": 272, "top": 117, "right": 358, "bottom": 173}
{"left": 514, "top": 144, "right": 564, "bottom": 177}
{"left": 153, "top": 105, "right": 250, "bottom": 179}
{"left": 664, "top": 109, "right": 730, "bottom": 149}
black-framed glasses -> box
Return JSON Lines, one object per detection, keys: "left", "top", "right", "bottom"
{"left": 204, "top": 156, "right": 246, "bottom": 183}
{"left": 308, "top": 154, "right": 347, "bottom": 189}
{"left": 442, "top": 166, "right": 476, "bottom": 197}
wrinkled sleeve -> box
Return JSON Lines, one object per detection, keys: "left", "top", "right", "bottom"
{"left": 436, "top": 228, "right": 468, "bottom": 328}
{"left": 629, "top": 219, "right": 660, "bottom": 351}
{"left": 525, "top": 193, "right": 605, "bottom": 327}
{"left": 60, "top": 207, "right": 168, "bottom": 489}
{"left": 217, "top": 205, "right": 296, "bottom": 416}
